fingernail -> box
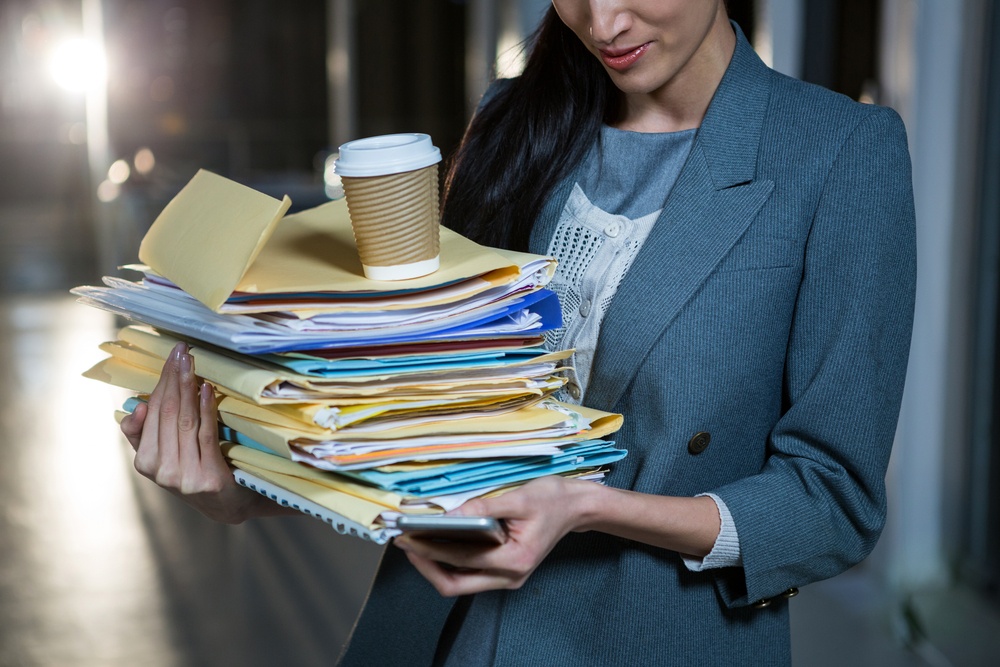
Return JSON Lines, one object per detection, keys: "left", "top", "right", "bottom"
{"left": 200, "top": 382, "right": 213, "bottom": 402}
{"left": 180, "top": 352, "right": 192, "bottom": 375}
{"left": 170, "top": 343, "right": 183, "bottom": 361}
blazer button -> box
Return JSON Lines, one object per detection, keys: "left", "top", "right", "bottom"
{"left": 687, "top": 432, "right": 711, "bottom": 455}
{"left": 751, "top": 598, "right": 772, "bottom": 609}
{"left": 781, "top": 587, "right": 799, "bottom": 599}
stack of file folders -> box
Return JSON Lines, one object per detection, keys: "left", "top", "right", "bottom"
{"left": 74, "top": 170, "right": 626, "bottom": 544}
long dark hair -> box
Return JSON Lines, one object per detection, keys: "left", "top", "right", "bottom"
{"left": 440, "top": 7, "right": 617, "bottom": 251}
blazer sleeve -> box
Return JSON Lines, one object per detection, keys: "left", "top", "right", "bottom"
{"left": 711, "top": 105, "right": 917, "bottom": 607}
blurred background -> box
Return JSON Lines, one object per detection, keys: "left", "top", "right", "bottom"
{"left": 0, "top": 0, "right": 997, "bottom": 665}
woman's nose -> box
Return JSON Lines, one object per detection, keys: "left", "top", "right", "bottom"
{"left": 588, "top": 1, "right": 632, "bottom": 45}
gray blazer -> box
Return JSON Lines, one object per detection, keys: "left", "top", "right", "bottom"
{"left": 340, "top": 24, "right": 916, "bottom": 666}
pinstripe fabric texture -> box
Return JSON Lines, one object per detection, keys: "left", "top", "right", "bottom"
{"left": 339, "top": 23, "right": 916, "bottom": 667}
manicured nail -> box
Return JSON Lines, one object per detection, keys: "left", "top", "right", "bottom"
{"left": 180, "top": 352, "right": 193, "bottom": 376}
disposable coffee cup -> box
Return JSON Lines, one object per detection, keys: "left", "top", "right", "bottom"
{"left": 334, "top": 133, "right": 442, "bottom": 281}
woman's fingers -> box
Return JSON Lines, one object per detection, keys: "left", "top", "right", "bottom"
{"left": 175, "top": 350, "right": 203, "bottom": 486}
{"left": 132, "top": 342, "right": 184, "bottom": 478}
{"left": 118, "top": 342, "right": 275, "bottom": 524}
{"left": 153, "top": 344, "right": 185, "bottom": 488}
{"left": 396, "top": 531, "right": 532, "bottom": 577}
{"left": 401, "top": 549, "right": 515, "bottom": 597}
{"left": 198, "top": 383, "right": 222, "bottom": 461}
{"left": 394, "top": 533, "right": 496, "bottom": 564}
{"left": 395, "top": 477, "right": 591, "bottom": 595}
{"left": 120, "top": 400, "right": 147, "bottom": 451}
{"left": 190, "top": 381, "right": 232, "bottom": 493}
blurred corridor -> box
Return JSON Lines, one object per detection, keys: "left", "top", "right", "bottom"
{"left": 2, "top": 1, "right": 1000, "bottom": 665}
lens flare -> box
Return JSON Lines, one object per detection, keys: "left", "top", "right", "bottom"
{"left": 49, "top": 38, "right": 106, "bottom": 93}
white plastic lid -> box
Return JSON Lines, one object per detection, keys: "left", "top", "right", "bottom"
{"left": 334, "top": 133, "right": 442, "bottom": 177}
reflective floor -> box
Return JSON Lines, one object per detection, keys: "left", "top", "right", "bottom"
{"left": 0, "top": 294, "right": 384, "bottom": 667}
{"left": 0, "top": 296, "right": 183, "bottom": 666}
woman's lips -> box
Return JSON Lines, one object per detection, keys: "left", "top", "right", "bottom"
{"left": 599, "top": 42, "right": 651, "bottom": 71}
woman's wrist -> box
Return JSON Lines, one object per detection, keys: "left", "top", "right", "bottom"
{"left": 571, "top": 483, "right": 722, "bottom": 558}
{"left": 562, "top": 477, "right": 609, "bottom": 533}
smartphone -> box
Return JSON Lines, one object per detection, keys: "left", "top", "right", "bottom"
{"left": 395, "top": 515, "right": 507, "bottom": 545}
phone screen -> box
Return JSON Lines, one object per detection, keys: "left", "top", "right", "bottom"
{"left": 395, "top": 515, "right": 507, "bottom": 545}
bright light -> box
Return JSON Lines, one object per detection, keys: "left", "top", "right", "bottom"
{"left": 108, "top": 159, "right": 130, "bottom": 184}
{"left": 96, "top": 179, "right": 120, "bottom": 202}
{"left": 134, "top": 147, "right": 155, "bottom": 175}
{"left": 49, "top": 38, "right": 106, "bottom": 93}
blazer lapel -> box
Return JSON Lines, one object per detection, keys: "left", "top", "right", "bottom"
{"left": 584, "top": 26, "right": 776, "bottom": 411}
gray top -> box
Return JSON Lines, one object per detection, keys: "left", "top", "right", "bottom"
{"left": 545, "top": 125, "right": 696, "bottom": 401}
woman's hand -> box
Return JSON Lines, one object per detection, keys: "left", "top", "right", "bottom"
{"left": 394, "top": 475, "right": 723, "bottom": 597}
{"left": 119, "top": 342, "right": 281, "bottom": 524}
{"left": 393, "top": 475, "right": 594, "bottom": 596}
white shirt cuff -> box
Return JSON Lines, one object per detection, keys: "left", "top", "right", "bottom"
{"left": 680, "top": 492, "right": 742, "bottom": 571}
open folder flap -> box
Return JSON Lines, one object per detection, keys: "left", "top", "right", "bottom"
{"left": 235, "top": 198, "right": 516, "bottom": 296}
{"left": 138, "top": 169, "right": 292, "bottom": 312}
{"left": 137, "top": 169, "right": 528, "bottom": 311}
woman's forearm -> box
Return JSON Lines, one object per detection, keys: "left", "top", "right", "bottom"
{"left": 572, "top": 482, "right": 722, "bottom": 558}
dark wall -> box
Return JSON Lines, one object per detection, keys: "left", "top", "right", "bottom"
{"left": 802, "top": 0, "right": 880, "bottom": 100}
{"left": 726, "top": 0, "right": 756, "bottom": 43}
{"left": 105, "top": 0, "right": 329, "bottom": 179}
{"left": 354, "top": 0, "right": 468, "bottom": 163}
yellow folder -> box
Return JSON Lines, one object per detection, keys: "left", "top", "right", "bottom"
{"left": 218, "top": 399, "right": 574, "bottom": 441}
{"left": 223, "top": 444, "right": 407, "bottom": 527}
{"left": 101, "top": 325, "right": 569, "bottom": 403}
{"left": 136, "top": 169, "right": 524, "bottom": 312}
{"left": 138, "top": 169, "right": 292, "bottom": 312}
{"left": 84, "top": 354, "right": 565, "bottom": 412}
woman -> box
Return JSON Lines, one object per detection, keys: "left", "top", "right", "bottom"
{"left": 123, "top": 1, "right": 916, "bottom": 664}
